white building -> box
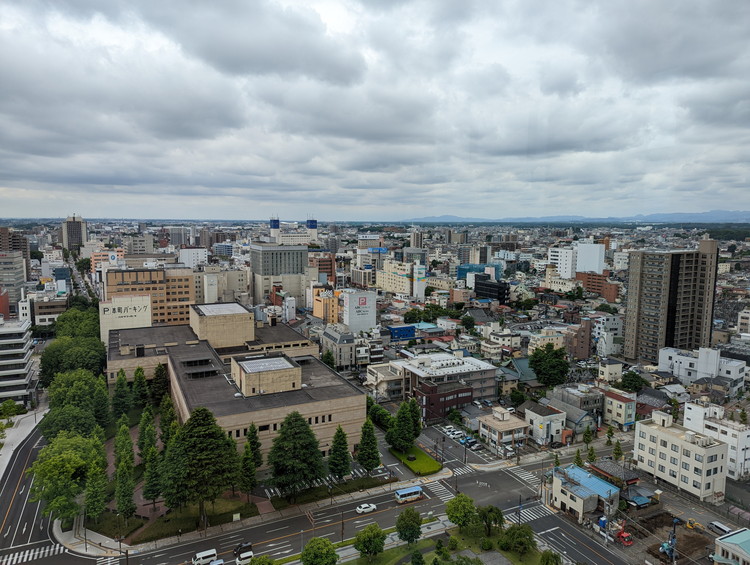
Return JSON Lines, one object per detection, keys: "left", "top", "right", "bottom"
{"left": 376, "top": 260, "right": 426, "bottom": 300}
{"left": 683, "top": 401, "right": 750, "bottom": 480}
{"left": 547, "top": 247, "right": 577, "bottom": 279}
{"left": 0, "top": 316, "right": 34, "bottom": 405}
{"left": 575, "top": 243, "right": 605, "bottom": 274}
{"left": 592, "top": 314, "right": 624, "bottom": 357}
{"left": 179, "top": 247, "right": 208, "bottom": 269}
{"left": 342, "top": 290, "right": 376, "bottom": 334}
{"left": 99, "top": 294, "right": 152, "bottom": 343}
{"left": 612, "top": 251, "right": 630, "bottom": 271}
{"left": 634, "top": 411, "right": 727, "bottom": 504}
{"left": 658, "top": 347, "right": 746, "bottom": 392}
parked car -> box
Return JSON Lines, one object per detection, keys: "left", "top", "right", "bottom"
{"left": 233, "top": 543, "right": 254, "bottom": 557}
{"left": 466, "top": 438, "right": 478, "bottom": 447}
{"left": 550, "top": 442, "right": 564, "bottom": 449}
{"left": 482, "top": 399, "right": 493, "bottom": 407}
{"left": 470, "top": 443, "right": 484, "bottom": 451}
{"left": 356, "top": 503, "right": 377, "bottom": 514}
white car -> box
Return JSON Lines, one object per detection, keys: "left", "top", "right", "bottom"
{"left": 356, "top": 503, "right": 377, "bottom": 514}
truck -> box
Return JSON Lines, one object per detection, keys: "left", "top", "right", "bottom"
{"left": 599, "top": 517, "right": 634, "bottom": 546}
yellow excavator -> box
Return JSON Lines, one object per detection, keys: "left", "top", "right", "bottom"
{"left": 686, "top": 519, "right": 705, "bottom": 531}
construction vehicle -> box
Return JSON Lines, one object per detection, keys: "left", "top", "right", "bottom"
{"left": 686, "top": 518, "right": 705, "bottom": 531}
{"left": 598, "top": 517, "right": 634, "bottom": 546}
{"left": 615, "top": 529, "right": 634, "bottom": 546}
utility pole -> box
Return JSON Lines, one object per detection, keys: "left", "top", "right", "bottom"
{"left": 517, "top": 494, "right": 522, "bottom": 525}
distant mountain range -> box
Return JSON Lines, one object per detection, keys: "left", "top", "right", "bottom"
{"left": 403, "top": 210, "right": 750, "bottom": 224}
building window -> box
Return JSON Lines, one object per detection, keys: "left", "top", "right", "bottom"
{"left": 683, "top": 448, "right": 691, "bottom": 457}
{"left": 639, "top": 430, "right": 646, "bottom": 438}
{"left": 693, "top": 480, "right": 700, "bottom": 489}
{"left": 695, "top": 454, "right": 703, "bottom": 463}
{"left": 659, "top": 452, "right": 666, "bottom": 460}
{"left": 639, "top": 443, "right": 645, "bottom": 451}
{"left": 681, "top": 475, "right": 688, "bottom": 484}
{"left": 670, "top": 457, "right": 678, "bottom": 465}
{"left": 669, "top": 469, "right": 677, "bottom": 478}
{"left": 648, "top": 447, "right": 656, "bottom": 455}
{"left": 671, "top": 444, "right": 679, "bottom": 452}
{"left": 259, "top": 424, "right": 270, "bottom": 432}
{"left": 682, "top": 462, "right": 690, "bottom": 470}
{"left": 648, "top": 460, "right": 654, "bottom": 468}
{"left": 660, "top": 439, "right": 667, "bottom": 447}
{"left": 650, "top": 435, "right": 657, "bottom": 443}
{"left": 658, "top": 464, "right": 665, "bottom": 472}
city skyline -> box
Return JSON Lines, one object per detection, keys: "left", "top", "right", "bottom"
{"left": 1, "top": 1, "right": 749, "bottom": 220}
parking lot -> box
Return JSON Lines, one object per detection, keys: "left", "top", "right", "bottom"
{"left": 421, "top": 423, "right": 536, "bottom": 466}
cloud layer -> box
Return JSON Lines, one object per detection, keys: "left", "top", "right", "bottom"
{"left": 1, "top": 0, "right": 749, "bottom": 220}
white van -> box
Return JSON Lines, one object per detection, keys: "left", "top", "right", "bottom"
{"left": 192, "top": 549, "right": 218, "bottom": 565}
{"left": 708, "top": 521, "right": 733, "bottom": 536}
{"left": 236, "top": 549, "right": 255, "bottom": 565}
{"left": 472, "top": 400, "right": 482, "bottom": 408}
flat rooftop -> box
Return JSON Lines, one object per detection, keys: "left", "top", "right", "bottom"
{"left": 173, "top": 352, "right": 363, "bottom": 418}
{"left": 108, "top": 325, "right": 198, "bottom": 361}
{"left": 248, "top": 323, "right": 309, "bottom": 346}
{"left": 239, "top": 357, "right": 295, "bottom": 374}
{"left": 193, "top": 303, "right": 251, "bottom": 316}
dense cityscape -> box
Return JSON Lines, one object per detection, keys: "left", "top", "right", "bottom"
{"left": 1, "top": 216, "right": 750, "bottom": 565}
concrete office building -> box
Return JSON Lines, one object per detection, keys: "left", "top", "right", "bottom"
{"left": 99, "top": 294, "right": 152, "bottom": 343}
{"left": 376, "top": 260, "right": 427, "bottom": 299}
{"left": 548, "top": 247, "right": 577, "bottom": 279}
{"left": 634, "top": 410, "right": 727, "bottom": 504}
{"left": 0, "top": 227, "right": 31, "bottom": 279}
{"left": 658, "top": 347, "right": 746, "bottom": 391}
{"left": 61, "top": 215, "right": 88, "bottom": 251}
{"left": 179, "top": 247, "right": 208, "bottom": 269}
{"left": 0, "top": 316, "right": 34, "bottom": 404}
{"left": 624, "top": 238, "right": 718, "bottom": 364}
{"left": 0, "top": 251, "right": 26, "bottom": 315}
{"left": 684, "top": 401, "right": 750, "bottom": 480}
{"left": 341, "top": 290, "right": 376, "bottom": 334}
{"left": 18, "top": 291, "right": 69, "bottom": 327}
{"left": 575, "top": 243, "right": 605, "bottom": 274}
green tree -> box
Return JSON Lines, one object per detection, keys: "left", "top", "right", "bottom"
{"left": 39, "top": 404, "right": 97, "bottom": 439}
{"left": 301, "top": 537, "right": 338, "bottom": 565}
{"left": 620, "top": 371, "right": 647, "bottom": 393}
{"left": 54, "top": 307, "right": 99, "bottom": 339}
{"left": 408, "top": 398, "right": 422, "bottom": 440}
{"left": 669, "top": 398, "right": 680, "bottom": 420}
{"left": 446, "top": 493, "right": 477, "bottom": 532}
{"left": 396, "top": 507, "right": 423, "bottom": 545}
{"left": 742, "top": 409, "right": 748, "bottom": 425}
{"left": 528, "top": 343, "right": 569, "bottom": 388}
{"left": 92, "top": 376, "right": 111, "bottom": 428}
{"left": 386, "top": 401, "right": 416, "bottom": 453}
{"left": 159, "top": 395, "right": 177, "bottom": 447}
{"left": 84, "top": 460, "right": 108, "bottom": 523}
{"left": 606, "top": 425, "right": 614, "bottom": 446}
{"left": 354, "top": 523, "right": 387, "bottom": 561}
{"left": 268, "top": 411, "right": 325, "bottom": 502}
{"left": 142, "top": 445, "right": 161, "bottom": 508}
{"left": 160, "top": 429, "right": 189, "bottom": 511}
{"left": 246, "top": 422, "right": 263, "bottom": 468}
{"left": 587, "top": 446, "right": 597, "bottom": 464}
{"left": 115, "top": 461, "right": 136, "bottom": 524}
{"left": 582, "top": 425, "right": 593, "bottom": 447}
{"left": 39, "top": 336, "right": 106, "bottom": 387}
{"left": 322, "top": 350, "right": 336, "bottom": 369}
{"left": 239, "top": 441, "right": 258, "bottom": 502}
{"left": 460, "top": 315, "right": 476, "bottom": 331}
{"left": 613, "top": 440, "right": 623, "bottom": 461}
{"left": 166, "top": 407, "right": 239, "bottom": 527}
{"left": 328, "top": 425, "right": 351, "bottom": 481}
{"left": 411, "top": 550, "right": 426, "bottom": 565}
{"left": 29, "top": 432, "right": 103, "bottom": 521}
{"left": 554, "top": 452, "right": 560, "bottom": 466}
{"left": 115, "top": 422, "right": 134, "bottom": 469}
{"left": 111, "top": 370, "right": 132, "bottom": 420}
{"left": 540, "top": 549, "right": 563, "bottom": 565}
{"left": 137, "top": 407, "right": 157, "bottom": 460}
{"left": 132, "top": 367, "right": 150, "bottom": 407}
{"left": 404, "top": 309, "right": 422, "bottom": 324}
{"left": 356, "top": 419, "right": 381, "bottom": 473}
{"left": 151, "top": 363, "right": 169, "bottom": 405}
{"left": 730, "top": 411, "right": 736, "bottom": 422}
{"left": 249, "top": 558, "right": 275, "bottom": 565}
{"left": 477, "top": 505, "right": 504, "bottom": 536}
{"left": 501, "top": 524, "right": 537, "bottom": 556}
{"left": 574, "top": 449, "right": 583, "bottom": 467}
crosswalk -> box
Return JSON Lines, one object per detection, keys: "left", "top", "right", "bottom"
{"left": 425, "top": 481, "right": 455, "bottom": 503}
{"left": 508, "top": 503, "right": 554, "bottom": 524}
{"left": 507, "top": 466, "right": 542, "bottom": 489}
{"left": 263, "top": 467, "right": 371, "bottom": 498}
{"left": 97, "top": 558, "right": 120, "bottom": 565}
{"left": 0, "top": 544, "right": 65, "bottom": 565}
{"left": 451, "top": 464, "right": 474, "bottom": 476}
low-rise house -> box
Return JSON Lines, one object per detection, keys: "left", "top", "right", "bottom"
{"left": 546, "top": 397, "right": 598, "bottom": 436}
{"left": 518, "top": 400, "right": 566, "bottom": 446}
{"left": 478, "top": 407, "right": 529, "bottom": 456}
{"left": 712, "top": 527, "right": 749, "bottom": 564}
{"left": 600, "top": 387, "right": 637, "bottom": 432}
{"left": 551, "top": 464, "right": 620, "bottom": 523}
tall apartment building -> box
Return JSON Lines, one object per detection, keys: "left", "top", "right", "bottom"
{"left": 376, "top": 259, "right": 427, "bottom": 299}
{"left": 548, "top": 247, "right": 577, "bottom": 279}
{"left": 684, "top": 401, "right": 750, "bottom": 480}
{"left": 575, "top": 242, "right": 605, "bottom": 274}
{"left": 634, "top": 410, "right": 727, "bottom": 504}
{"left": 0, "top": 227, "right": 31, "bottom": 279}
{"left": 738, "top": 308, "right": 750, "bottom": 334}
{"left": 0, "top": 317, "right": 34, "bottom": 405}
{"left": 61, "top": 215, "right": 88, "bottom": 250}
{"left": 123, "top": 234, "right": 156, "bottom": 254}
{"left": 0, "top": 251, "right": 26, "bottom": 315}
{"left": 105, "top": 268, "right": 196, "bottom": 326}
{"left": 624, "top": 238, "right": 718, "bottom": 363}
{"left": 409, "top": 230, "right": 423, "bottom": 249}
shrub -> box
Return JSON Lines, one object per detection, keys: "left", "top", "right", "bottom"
{"left": 480, "top": 538, "right": 493, "bottom": 551}
{"left": 447, "top": 536, "right": 459, "bottom": 550}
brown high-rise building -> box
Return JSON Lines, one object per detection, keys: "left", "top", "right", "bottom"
{"left": 624, "top": 238, "right": 718, "bottom": 363}
{"left": 0, "top": 227, "right": 31, "bottom": 279}
{"left": 61, "top": 215, "right": 88, "bottom": 251}
{"left": 105, "top": 268, "right": 196, "bottom": 326}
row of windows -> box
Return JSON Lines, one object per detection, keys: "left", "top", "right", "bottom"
{"left": 227, "top": 414, "right": 335, "bottom": 439}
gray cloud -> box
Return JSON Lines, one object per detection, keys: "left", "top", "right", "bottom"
{"left": 1, "top": 0, "right": 749, "bottom": 220}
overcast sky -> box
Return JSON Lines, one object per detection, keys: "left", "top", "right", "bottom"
{"left": 1, "top": 1, "right": 749, "bottom": 221}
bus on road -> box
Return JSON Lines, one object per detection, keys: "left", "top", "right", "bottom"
{"left": 394, "top": 486, "right": 423, "bottom": 504}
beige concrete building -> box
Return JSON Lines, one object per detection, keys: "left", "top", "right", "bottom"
{"left": 99, "top": 294, "right": 152, "bottom": 343}
{"left": 477, "top": 407, "right": 528, "bottom": 457}
{"left": 189, "top": 303, "right": 254, "bottom": 350}
{"left": 634, "top": 411, "right": 727, "bottom": 504}
{"left": 597, "top": 359, "right": 623, "bottom": 383}
{"left": 313, "top": 290, "right": 338, "bottom": 324}
{"left": 527, "top": 328, "right": 565, "bottom": 355}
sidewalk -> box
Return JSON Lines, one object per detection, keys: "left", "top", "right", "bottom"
{"left": 54, "top": 466, "right": 458, "bottom": 558}
{"left": 0, "top": 401, "right": 48, "bottom": 483}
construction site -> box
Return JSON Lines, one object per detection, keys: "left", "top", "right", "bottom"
{"left": 627, "top": 511, "right": 714, "bottom": 563}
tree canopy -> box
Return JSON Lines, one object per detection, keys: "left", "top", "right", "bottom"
{"left": 268, "top": 411, "right": 325, "bottom": 502}
{"left": 528, "top": 343, "right": 569, "bottom": 388}
{"left": 328, "top": 425, "right": 351, "bottom": 480}
{"left": 386, "top": 401, "right": 416, "bottom": 453}
{"left": 446, "top": 493, "right": 477, "bottom": 532}
{"left": 396, "top": 507, "right": 423, "bottom": 545}
{"left": 301, "top": 537, "right": 338, "bottom": 565}
{"left": 356, "top": 418, "right": 381, "bottom": 473}
{"left": 55, "top": 307, "right": 99, "bottom": 339}
{"left": 39, "top": 336, "right": 106, "bottom": 388}
{"left": 354, "top": 523, "right": 387, "bottom": 561}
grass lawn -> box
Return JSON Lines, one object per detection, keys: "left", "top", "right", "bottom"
{"left": 389, "top": 446, "right": 442, "bottom": 476}
{"left": 85, "top": 510, "right": 147, "bottom": 540}
{"left": 130, "top": 496, "right": 258, "bottom": 544}
{"left": 271, "top": 475, "right": 396, "bottom": 510}
{"left": 346, "top": 538, "right": 437, "bottom": 565}
{"left": 447, "top": 525, "right": 542, "bottom": 565}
